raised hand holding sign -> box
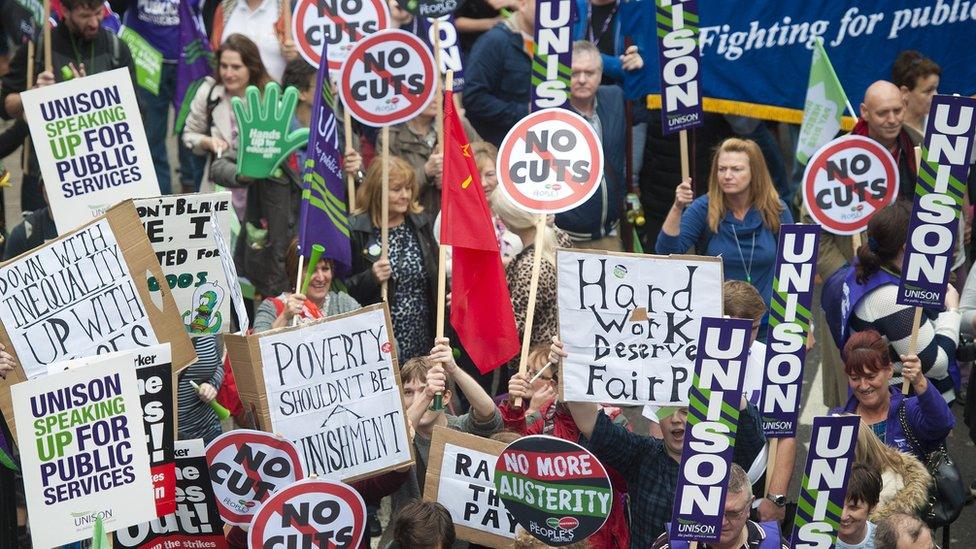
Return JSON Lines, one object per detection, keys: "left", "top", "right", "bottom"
{"left": 232, "top": 83, "right": 310, "bottom": 178}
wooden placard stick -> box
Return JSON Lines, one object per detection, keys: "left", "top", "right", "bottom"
{"left": 513, "top": 214, "right": 547, "bottom": 408}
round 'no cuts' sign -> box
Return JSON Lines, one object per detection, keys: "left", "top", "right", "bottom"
{"left": 249, "top": 479, "right": 367, "bottom": 549}
{"left": 292, "top": 0, "right": 391, "bottom": 74}
{"left": 497, "top": 109, "right": 604, "bottom": 214}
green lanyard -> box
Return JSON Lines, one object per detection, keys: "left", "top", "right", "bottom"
{"left": 68, "top": 33, "right": 95, "bottom": 73}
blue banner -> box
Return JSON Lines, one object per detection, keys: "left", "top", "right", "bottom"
{"left": 622, "top": 1, "right": 976, "bottom": 124}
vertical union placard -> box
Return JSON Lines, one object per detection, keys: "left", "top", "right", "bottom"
{"left": 531, "top": 0, "right": 572, "bottom": 111}
{"left": 760, "top": 224, "right": 820, "bottom": 437}
{"left": 655, "top": 0, "right": 704, "bottom": 135}
{"left": 22, "top": 68, "right": 161, "bottom": 233}
{"left": 898, "top": 95, "right": 976, "bottom": 308}
{"left": 789, "top": 415, "right": 859, "bottom": 548}
{"left": 669, "top": 317, "right": 750, "bottom": 543}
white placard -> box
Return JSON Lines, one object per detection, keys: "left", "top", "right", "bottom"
{"left": 22, "top": 68, "right": 161, "bottom": 233}
{"left": 558, "top": 249, "right": 722, "bottom": 406}
{"left": 12, "top": 353, "right": 156, "bottom": 547}
{"left": 437, "top": 442, "right": 517, "bottom": 540}
{"left": 257, "top": 306, "right": 411, "bottom": 480}
{"left": 134, "top": 193, "right": 233, "bottom": 336}
{"left": 0, "top": 218, "right": 159, "bottom": 380}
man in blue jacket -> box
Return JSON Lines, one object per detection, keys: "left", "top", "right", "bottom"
{"left": 555, "top": 41, "right": 626, "bottom": 250}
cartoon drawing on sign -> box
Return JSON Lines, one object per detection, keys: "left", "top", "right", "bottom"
{"left": 182, "top": 282, "right": 225, "bottom": 334}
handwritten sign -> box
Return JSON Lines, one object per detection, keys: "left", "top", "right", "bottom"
{"left": 558, "top": 249, "right": 723, "bottom": 406}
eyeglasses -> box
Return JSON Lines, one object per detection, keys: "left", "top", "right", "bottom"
{"left": 722, "top": 500, "right": 753, "bottom": 522}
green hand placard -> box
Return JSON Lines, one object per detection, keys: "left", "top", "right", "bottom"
{"left": 232, "top": 83, "right": 310, "bottom": 178}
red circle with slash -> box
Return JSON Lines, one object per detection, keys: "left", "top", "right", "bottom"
{"left": 249, "top": 479, "right": 367, "bottom": 549}
{"left": 204, "top": 430, "right": 304, "bottom": 526}
{"left": 497, "top": 108, "right": 604, "bottom": 214}
{"left": 338, "top": 29, "right": 436, "bottom": 127}
{"left": 803, "top": 135, "right": 899, "bottom": 235}
{"left": 292, "top": 0, "right": 391, "bottom": 74}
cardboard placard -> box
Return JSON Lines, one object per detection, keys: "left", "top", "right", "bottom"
{"left": 495, "top": 435, "right": 612, "bottom": 546}
{"left": 557, "top": 249, "right": 723, "bottom": 406}
{"left": 205, "top": 430, "right": 304, "bottom": 527}
{"left": 249, "top": 479, "right": 367, "bottom": 548}
{"left": 12, "top": 353, "right": 157, "bottom": 547}
{"left": 22, "top": 68, "right": 161, "bottom": 234}
{"left": 210, "top": 212, "right": 249, "bottom": 333}
{"left": 134, "top": 193, "right": 234, "bottom": 336}
{"left": 654, "top": 0, "right": 703, "bottom": 134}
{"left": 423, "top": 427, "right": 517, "bottom": 547}
{"left": 412, "top": 16, "right": 465, "bottom": 90}
{"left": 669, "top": 317, "right": 750, "bottom": 544}
{"left": 801, "top": 135, "right": 899, "bottom": 235}
{"left": 224, "top": 303, "right": 413, "bottom": 482}
{"left": 760, "top": 225, "right": 820, "bottom": 438}
{"left": 897, "top": 95, "right": 976, "bottom": 308}
{"left": 114, "top": 438, "right": 230, "bottom": 549}
{"left": 0, "top": 201, "right": 196, "bottom": 439}
{"left": 789, "top": 415, "right": 860, "bottom": 547}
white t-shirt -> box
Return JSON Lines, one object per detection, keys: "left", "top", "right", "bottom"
{"left": 836, "top": 521, "right": 876, "bottom": 549}
{"left": 222, "top": 0, "right": 286, "bottom": 81}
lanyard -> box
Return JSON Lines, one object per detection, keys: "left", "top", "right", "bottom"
{"left": 68, "top": 33, "right": 95, "bottom": 71}
{"left": 587, "top": 0, "right": 619, "bottom": 47}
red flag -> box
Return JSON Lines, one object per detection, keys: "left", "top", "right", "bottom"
{"left": 441, "top": 91, "right": 519, "bottom": 373}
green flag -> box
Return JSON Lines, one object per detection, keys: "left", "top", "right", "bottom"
{"left": 796, "top": 38, "right": 851, "bottom": 165}
{"left": 90, "top": 516, "right": 109, "bottom": 549}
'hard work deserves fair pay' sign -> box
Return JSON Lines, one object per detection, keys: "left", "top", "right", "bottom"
{"left": 557, "top": 249, "right": 722, "bottom": 406}
{"left": 22, "top": 68, "right": 160, "bottom": 234}
{"left": 225, "top": 304, "right": 413, "bottom": 482}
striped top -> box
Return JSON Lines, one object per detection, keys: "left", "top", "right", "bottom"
{"left": 177, "top": 335, "right": 225, "bottom": 444}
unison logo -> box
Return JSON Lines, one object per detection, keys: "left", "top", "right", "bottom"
{"left": 72, "top": 508, "right": 113, "bottom": 527}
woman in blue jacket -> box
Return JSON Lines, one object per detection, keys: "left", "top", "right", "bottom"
{"left": 831, "top": 329, "right": 954, "bottom": 459}
{"left": 655, "top": 137, "right": 792, "bottom": 311}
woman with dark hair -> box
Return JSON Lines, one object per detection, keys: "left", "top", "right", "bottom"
{"left": 252, "top": 239, "right": 362, "bottom": 332}
{"left": 891, "top": 50, "right": 941, "bottom": 137}
{"left": 821, "top": 200, "right": 960, "bottom": 401}
{"left": 656, "top": 137, "right": 793, "bottom": 323}
{"left": 831, "top": 330, "right": 954, "bottom": 460}
{"left": 182, "top": 33, "right": 272, "bottom": 200}
{"left": 344, "top": 156, "right": 438, "bottom": 362}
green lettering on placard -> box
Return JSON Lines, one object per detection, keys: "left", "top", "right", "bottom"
{"left": 231, "top": 83, "right": 309, "bottom": 179}
{"left": 119, "top": 27, "right": 163, "bottom": 95}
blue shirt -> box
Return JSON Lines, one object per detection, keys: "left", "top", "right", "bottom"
{"left": 655, "top": 195, "right": 793, "bottom": 308}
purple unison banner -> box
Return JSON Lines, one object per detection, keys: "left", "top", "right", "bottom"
{"left": 789, "top": 415, "right": 859, "bottom": 547}
{"left": 411, "top": 15, "right": 465, "bottom": 91}
{"left": 669, "top": 317, "right": 750, "bottom": 543}
{"left": 531, "top": 0, "right": 573, "bottom": 111}
{"left": 654, "top": 0, "right": 703, "bottom": 134}
{"left": 898, "top": 95, "right": 976, "bottom": 308}
{"left": 760, "top": 224, "right": 820, "bottom": 438}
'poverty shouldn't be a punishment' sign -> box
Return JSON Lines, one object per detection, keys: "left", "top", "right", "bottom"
{"left": 22, "top": 68, "right": 161, "bottom": 234}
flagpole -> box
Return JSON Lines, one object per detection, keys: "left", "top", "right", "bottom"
{"left": 381, "top": 125, "right": 390, "bottom": 302}
{"left": 514, "top": 213, "right": 547, "bottom": 408}
{"left": 433, "top": 69, "right": 455, "bottom": 413}
{"left": 42, "top": 0, "right": 51, "bottom": 72}
{"left": 344, "top": 108, "right": 356, "bottom": 211}
{"left": 23, "top": 40, "right": 34, "bottom": 174}
{"left": 434, "top": 18, "right": 444, "bottom": 152}
{"left": 679, "top": 129, "right": 690, "bottom": 186}
{"left": 904, "top": 144, "right": 924, "bottom": 395}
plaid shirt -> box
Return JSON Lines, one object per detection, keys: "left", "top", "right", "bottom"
{"left": 583, "top": 404, "right": 766, "bottom": 549}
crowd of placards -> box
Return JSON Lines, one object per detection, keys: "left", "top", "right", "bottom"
{"left": 0, "top": 0, "right": 972, "bottom": 548}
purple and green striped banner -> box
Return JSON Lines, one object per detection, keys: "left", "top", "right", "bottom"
{"left": 531, "top": 0, "right": 573, "bottom": 111}
{"left": 654, "top": 0, "right": 703, "bottom": 134}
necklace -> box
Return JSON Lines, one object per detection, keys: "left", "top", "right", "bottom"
{"left": 731, "top": 224, "right": 755, "bottom": 284}
{"left": 587, "top": 0, "right": 619, "bottom": 47}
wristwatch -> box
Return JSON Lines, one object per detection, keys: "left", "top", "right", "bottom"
{"left": 766, "top": 494, "right": 787, "bottom": 508}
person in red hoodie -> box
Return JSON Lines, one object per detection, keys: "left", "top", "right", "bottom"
{"left": 498, "top": 344, "right": 630, "bottom": 548}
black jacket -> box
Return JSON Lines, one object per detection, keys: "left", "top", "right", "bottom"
{"left": 344, "top": 211, "right": 439, "bottom": 328}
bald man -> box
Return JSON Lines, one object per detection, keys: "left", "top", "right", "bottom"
{"left": 853, "top": 80, "right": 920, "bottom": 200}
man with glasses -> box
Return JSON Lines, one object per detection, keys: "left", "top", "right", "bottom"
{"left": 650, "top": 463, "right": 787, "bottom": 548}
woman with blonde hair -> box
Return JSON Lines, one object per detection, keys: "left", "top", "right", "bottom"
{"left": 489, "top": 187, "right": 568, "bottom": 351}
{"left": 655, "top": 138, "right": 793, "bottom": 326}
{"left": 853, "top": 417, "right": 932, "bottom": 522}
{"left": 345, "top": 156, "right": 438, "bottom": 361}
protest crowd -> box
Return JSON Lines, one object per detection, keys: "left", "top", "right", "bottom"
{"left": 0, "top": 0, "right": 972, "bottom": 548}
